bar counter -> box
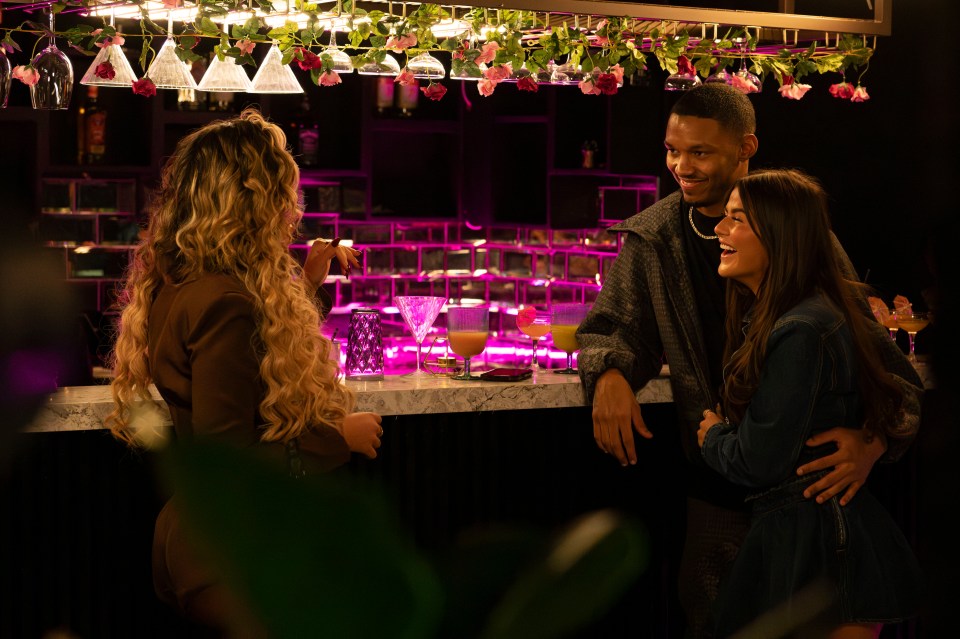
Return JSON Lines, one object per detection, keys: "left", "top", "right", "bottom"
{"left": 31, "top": 369, "right": 673, "bottom": 432}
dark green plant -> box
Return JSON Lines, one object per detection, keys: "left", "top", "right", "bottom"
{"left": 165, "top": 441, "right": 649, "bottom": 639}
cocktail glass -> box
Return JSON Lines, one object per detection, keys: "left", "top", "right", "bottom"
{"left": 551, "top": 303, "right": 589, "bottom": 375}
{"left": 395, "top": 295, "right": 446, "bottom": 377}
{"left": 516, "top": 305, "right": 551, "bottom": 370}
{"left": 895, "top": 312, "right": 930, "bottom": 364}
{"left": 446, "top": 305, "right": 489, "bottom": 380}
{"left": 882, "top": 312, "right": 900, "bottom": 341}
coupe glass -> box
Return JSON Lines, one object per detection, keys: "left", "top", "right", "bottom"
{"left": 357, "top": 53, "right": 401, "bottom": 76}
{"left": 882, "top": 312, "right": 900, "bottom": 341}
{"left": 895, "top": 312, "right": 930, "bottom": 364}
{"left": 446, "top": 305, "right": 489, "bottom": 380}
{"left": 30, "top": 11, "right": 73, "bottom": 110}
{"left": 322, "top": 28, "right": 354, "bottom": 74}
{"left": 516, "top": 305, "right": 550, "bottom": 370}
{"left": 551, "top": 303, "right": 588, "bottom": 375}
{"left": 395, "top": 295, "right": 446, "bottom": 377}
{"left": 407, "top": 52, "right": 445, "bottom": 80}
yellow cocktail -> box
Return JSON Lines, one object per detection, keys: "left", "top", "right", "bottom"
{"left": 552, "top": 325, "right": 579, "bottom": 354}
{"left": 550, "top": 303, "right": 589, "bottom": 374}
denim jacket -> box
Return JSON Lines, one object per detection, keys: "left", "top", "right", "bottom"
{"left": 701, "top": 294, "right": 915, "bottom": 488}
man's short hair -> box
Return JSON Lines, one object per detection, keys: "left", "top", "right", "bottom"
{"left": 671, "top": 83, "right": 757, "bottom": 137}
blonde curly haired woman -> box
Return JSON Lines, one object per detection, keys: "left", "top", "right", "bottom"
{"left": 107, "top": 108, "right": 382, "bottom": 633}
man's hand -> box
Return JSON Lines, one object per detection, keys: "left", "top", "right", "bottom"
{"left": 592, "top": 369, "right": 651, "bottom": 466}
{"left": 797, "top": 427, "right": 886, "bottom": 505}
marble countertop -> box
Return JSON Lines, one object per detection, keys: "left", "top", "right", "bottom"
{"left": 30, "top": 370, "right": 674, "bottom": 433}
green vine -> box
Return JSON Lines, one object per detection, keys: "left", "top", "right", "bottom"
{"left": 1, "top": 1, "right": 875, "bottom": 94}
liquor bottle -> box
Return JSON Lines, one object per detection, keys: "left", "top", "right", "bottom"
{"left": 375, "top": 76, "right": 395, "bottom": 116}
{"left": 395, "top": 81, "right": 419, "bottom": 117}
{"left": 177, "top": 58, "right": 207, "bottom": 111}
{"left": 290, "top": 95, "right": 319, "bottom": 167}
{"left": 76, "top": 87, "right": 87, "bottom": 164}
{"left": 83, "top": 85, "right": 107, "bottom": 164}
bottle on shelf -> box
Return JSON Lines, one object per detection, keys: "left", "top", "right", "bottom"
{"left": 290, "top": 94, "right": 320, "bottom": 167}
{"left": 375, "top": 76, "right": 396, "bottom": 116}
{"left": 83, "top": 85, "right": 107, "bottom": 164}
{"left": 396, "top": 81, "right": 419, "bottom": 118}
{"left": 76, "top": 86, "right": 87, "bottom": 165}
{"left": 177, "top": 58, "right": 208, "bottom": 111}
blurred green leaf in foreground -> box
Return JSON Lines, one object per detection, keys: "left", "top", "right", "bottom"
{"left": 165, "top": 441, "right": 649, "bottom": 639}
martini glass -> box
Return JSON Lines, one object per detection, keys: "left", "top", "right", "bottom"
{"left": 447, "top": 305, "right": 489, "bottom": 380}
{"left": 516, "top": 305, "right": 551, "bottom": 370}
{"left": 551, "top": 303, "right": 589, "bottom": 374}
{"left": 395, "top": 295, "right": 446, "bottom": 377}
{"left": 895, "top": 312, "right": 930, "bottom": 364}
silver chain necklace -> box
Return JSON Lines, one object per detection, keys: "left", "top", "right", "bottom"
{"left": 688, "top": 206, "right": 718, "bottom": 240}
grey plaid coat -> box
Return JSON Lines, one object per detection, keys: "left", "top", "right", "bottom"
{"left": 577, "top": 190, "right": 922, "bottom": 464}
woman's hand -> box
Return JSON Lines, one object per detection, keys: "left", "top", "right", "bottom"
{"left": 303, "top": 238, "right": 362, "bottom": 291}
{"left": 698, "top": 405, "right": 725, "bottom": 448}
{"left": 342, "top": 412, "right": 383, "bottom": 459}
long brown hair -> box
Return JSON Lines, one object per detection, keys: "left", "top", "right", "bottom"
{"left": 721, "top": 169, "right": 903, "bottom": 441}
{"left": 107, "top": 108, "right": 353, "bottom": 446}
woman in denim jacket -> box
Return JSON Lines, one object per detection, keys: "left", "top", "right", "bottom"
{"left": 698, "top": 169, "right": 922, "bottom": 639}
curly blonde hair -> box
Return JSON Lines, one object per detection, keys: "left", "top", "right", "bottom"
{"left": 107, "top": 108, "right": 353, "bottom": 446}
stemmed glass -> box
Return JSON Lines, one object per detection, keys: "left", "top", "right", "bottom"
{"left": 516, "top": 305, "right": 551, "bottom": 371}
{"left": 895, "top": 312, "right": 930, "bottom": 364}
{"left": 395, "top": 295, "right": 446, "bottom": 377}
{"left": 551, "top": 303, "right": 589, "bottom": 375}
{"left": 30, "top": 9, "right": 73, "bottom": 110}
{"left": 446, "top": 305, "right": 489, "bottom": 381}
{"left": 882, "top": 312, "right": 900, "bottom": 341}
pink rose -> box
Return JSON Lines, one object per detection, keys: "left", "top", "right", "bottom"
{"left": 477, "top": 77, "right": 497, "bottom": 97}
{"left": 91, "top": 29, "right": 124, "bottom": 49}
{"left": 386, "top": 33, "right": 417, "bottom": 52}
{"left": 475, "top": 41, "right": 499, "bottom": 65}
{"left": 12, "top": 65, "right": 39, "bottom": 86}
{"left": 483, "top": 63, "right": 512, "bottom": 84}
{"left": 729, "top": 73, "right": 759, "bottom": 94}
{"left": 421, "top": 82, "right": 447, "bottom": 101}
{"left": 395, "top": 69, "right": 416, "bottom": 86}
{"left": 517, "top": 76, "right": 538, "bottom": 93}
{"left": 778, "top": 77, "right": 811, "bottom": 100}
{"left": 318, "top": 70, "right": 341, "bottom": 86}
{"left": 578, "top": 78, "right": 601, "bottom": 95}
{"left": 132, "top": 78, "right": 157, "bottom": 97}
{"left": 94, "top": 61, "right": 115, "bottom": 80}
{"left": 851, "top": 85, "right": 870, "bottom": 102}
{"left": 609, "top": 64, "right": 624, "bottom": 85}
{"left": 594, "top": 73, "right": 618, "bottom": 95}
{"left": 236, "top": 39, "right": 255, "bottom": 56}
{"left": 162, "top": 0, "right": 181, "bottom": 7}
{"left": 296, "top": 48, "right": 322, "bottom": 71}
{"left": 593, "top": 20, "right": 610, "bottom": 46}
{"left": 829, "top": 81, "right": 855, "bottom": 99}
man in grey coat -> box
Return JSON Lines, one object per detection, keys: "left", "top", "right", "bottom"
{"left": 576, "top": 83, "right": 922, "bottom": 638}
